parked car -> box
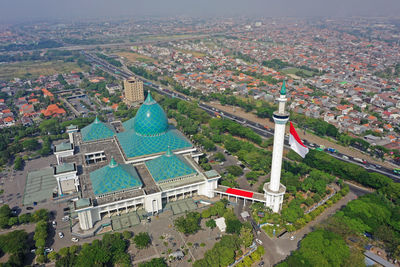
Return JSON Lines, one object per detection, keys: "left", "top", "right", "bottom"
{"left": 44, "top": 248, "right": 53, "bottom": 253}
{"left": 256, "top": 239, "right": 263, "bottom": 245}
{"left": 52, "top": 221, "right": 57, "bottom": 227}
{"left": 290, "top": 236, "right": 295, "bottom": 240}
{"left": 71, "top": 237, "right": 79, "bottom": 242}
{"left": 58, "top": 232, "right": 64, "bottom": 239}
{"left": 63, "top": 207, "right": 70, "bottom": 212}
{"left": 62, "top": 216, "right": 69, "bottom": 222}
{"left": 26, "top": 207, "right": 33, "bottom": 210}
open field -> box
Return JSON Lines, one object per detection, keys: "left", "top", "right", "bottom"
{"left": 115, "top": 51, "right": 155, "bottom": 63}
{"left": 0, "top": 60, "right": 87, "bottom": 80}
{"left": 282, "top": 67, "right": 315, "bottom": 77}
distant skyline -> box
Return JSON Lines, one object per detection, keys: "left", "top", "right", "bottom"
{"left": 1, "top": 0, "right": 400, "bottom": 23}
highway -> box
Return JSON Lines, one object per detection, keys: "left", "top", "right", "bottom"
{"left": 82, "top": 51, "right": 400, "bottom": 181}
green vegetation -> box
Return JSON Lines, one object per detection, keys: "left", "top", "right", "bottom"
{"left": 0, "top": 40, "right": 62, "bottom": 52}
{"left": 96, "top": 53, "right": 122, "bottom": 67}
{"left": 276, "top": 229, "right": 350, "bottom": 267}
{"left": 206, "top": 219, "right": 216, "bottom": 230}
{"left": 374, "top": 63, "right": 400, "bottom": 79}
{"left": 279, "top": 190, "right": 400, "bottom": 266}
{"left": 193, "top": 235, "right": 242, "bottom": 267}
{"left": 55, "top": 232, "right": 131, "bottom": 267}
{"left": 0, "top": 205, "right": 48, "bottom": 229}
{"left": 129, "top": 66, "right": 159, "bottom": 81}
{"left": 174, "top": 212, "right": 201, "bottom": 235}
{"left": 139, "top": 257, "right": 168, "bottom": 267}
{"left": 0, "top": 116, "right": 94, "bottom": 168}
{"left": 13, "top": 156, "right": 24, "bottom": 170}
{"left": 133, "top": 232, "right": 151, "bottom": 249}
{"left": 34, "top": 220, "right": 49, "bottom": 261}
{"left": 226, "top": 165, "right": 243, "bottom": 177}
{"left": 236, "top": 246, "right": 265, "bottom": 267}
{"left": 302, "top": 150, "right": 392, "bottom": 190}
{"left": 0, "top": 230, "right": 29, "bottom": 266}
{"left": 0, "top": 60, "right": 87, "bottom": 80}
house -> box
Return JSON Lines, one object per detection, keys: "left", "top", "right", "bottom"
{"left": 41, "top": 104, "right": 66, "bottom": 117}
{"left": 42, "top": 88, "right": 54, "bottom": 98}
{"left": 20, "top": 104, "right": 34, "bottom": 115}
{"left": 3, "top": 116, "right": 15, "bottom": 127}
{"left": 106, "top": 84, "right": 121, "bottom": 94}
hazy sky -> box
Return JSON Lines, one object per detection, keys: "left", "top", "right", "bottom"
{"left": 1, "top": 0, "right": 399, "bottom": 23}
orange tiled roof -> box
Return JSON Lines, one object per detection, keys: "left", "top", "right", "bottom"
{"left": 4, "top": 117, "right": 14, "bottom": 122}
{"left": 41, "top": 88, "right": 54, "bottom": 97}
{"left": 41, "top": 104, "right": 66, "bottom": 117}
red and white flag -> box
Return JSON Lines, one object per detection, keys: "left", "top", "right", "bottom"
{"left": 289, "top": 122, "right": 309, "bottom": 158}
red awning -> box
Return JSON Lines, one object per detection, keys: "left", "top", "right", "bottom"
{"left": 225, "top": 188, "right": 254, "bottom": 198}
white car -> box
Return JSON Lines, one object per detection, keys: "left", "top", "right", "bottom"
{"left": 52, "top": 221, "right": 57, "bottom": 227}
{"left": 256, "top": 239, "right": 263, "bottom": 245}
{"left": 58, "top": 232, "right": 64, "bottom": 239}
{"left": 61, "top": 216, "right": 69, "bottom": 222}
{"left": 44, "top": 248, "right": 53, "bottom": 253}
{"left": 71, "top": 237, "right": 79, "bottom": 242}
{"left": 290, "top": 236, "right": 295, "bottom": 240}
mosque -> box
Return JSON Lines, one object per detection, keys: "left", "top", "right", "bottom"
{"left": 50, "top": 85, "right": 289, "bottom": 234}
{"left": 60, "top": 92, "right": 220, "bottom": 231}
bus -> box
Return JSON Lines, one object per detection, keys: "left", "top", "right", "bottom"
{"left": 394, "top": 168, "right": 400, "bottom": 175}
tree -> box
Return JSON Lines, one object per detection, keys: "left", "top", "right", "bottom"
{"left": 13, "top": 156, "right": 24, "bottom": 170}
{"left": 32, "top": 209, "right": 49, "bottom": 222}
{"left": 240, "top": 227, "right": 254, "bottom": 248}
{"left": 138, "top": 257, "right": 167, "bottom": 267}
{"left": 214, "top": 152, "right": 226, "bottom": 162}
{"left": 226, "top": 219, "right": 242, "bottom": 234}
{"left": 134, "top": 232, "right": 151, "bottom": 249}
{"left": 22, "top": 138, "right": 40, "bottom": 151}
{"left": 174, "top": 212, "right": 201, "bottom": 235}
{"left": 206, "top": 219, "right": 216, "bottom": 230}
{"left": 226, "top": 165, "right": 243, "bottom": 176}
{"left": 122, "top": 230, "right": 132, "bottom": 240}
{"left": 0, "top": 230, "right": 28, "bottom": 254}
{"left": 201, "top": 209, "right": 211, "bottom": 219}
{"left": 48, "top": 251, "right": 59, "bottom": 261}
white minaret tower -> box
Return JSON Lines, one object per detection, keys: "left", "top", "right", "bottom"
{"left": 264, "top": 81, "right": 288, "bottom": 212}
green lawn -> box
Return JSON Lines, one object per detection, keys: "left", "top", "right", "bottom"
{"left": 0, "top": 60, "right": 88, "bottom": 80}
{"left": 282, "top": 67, "right": 315, "bottom": 77}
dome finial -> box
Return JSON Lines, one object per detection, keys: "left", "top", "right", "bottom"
{"left": 94, "top": 116, "right": 100, "bottom": 124}
{"left": 165, "top": 146, "right": 173, "bottom": 157}
{"left": 280, "top": 80, "right": 287, "bottom": 96}
{"left": 144, "top": 91, "right": 154, "bottom": 104}
{"left": 109, "top": 157, "right": 118, "bottom": 167}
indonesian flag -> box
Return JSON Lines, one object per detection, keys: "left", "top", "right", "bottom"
{"left": 289, "top": 122, "right": 309, "bottom": 158}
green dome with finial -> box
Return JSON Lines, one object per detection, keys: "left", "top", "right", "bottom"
{"left": 132, "top": 91, "right": 169, "bottom": 136}
{"left": 280, "top": 80, "right": 287, "bottom": 95}
{"left": 89, "top": 157, "right": 142, "bottom": 196}
{"left": 81, "top": 116, "right": 115, "bottom": 142}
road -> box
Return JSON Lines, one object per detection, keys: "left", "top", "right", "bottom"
{"left": 82, "top": 52, "right": 400, "bottom": 182}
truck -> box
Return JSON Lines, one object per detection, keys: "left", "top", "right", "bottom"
{"left": 327, "top": 148, "right": 337, "bottom": 153}
{"left": 394, "top": 168, "right": 400, "bottom": 175}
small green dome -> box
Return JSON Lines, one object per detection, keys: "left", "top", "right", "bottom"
{"left": 133, "top": 92, "right": 169, "bottom": 136}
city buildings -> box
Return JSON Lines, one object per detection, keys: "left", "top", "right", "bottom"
{"left": 123, "top": 77, "right": 144, "bottom": 106}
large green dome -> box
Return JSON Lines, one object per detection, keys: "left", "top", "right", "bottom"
{"left": 133, "top": 92, "right": 169, "bottom": 136}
